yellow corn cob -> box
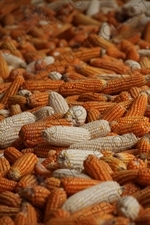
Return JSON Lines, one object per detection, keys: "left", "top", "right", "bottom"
{"left": 0, "top": 75, "right": 25, "bottom": 106}
{"left": 81, "top": 119, "right": 111, "bottom": 139}
{"left": 69, "top": 133, "right": 138, "bottom": 153}
{"left": 84, "top": 155, "right": 113, "bottom": 181}
{"left": 139, "top": 57, "right": 150, "bottom": 69}
{"left": 0, "top": 191, "right": 21, "bottom": 207}
{"left": 15, "top": 174, "right": 38, "bottom": 192}
{"left": 125, "top": 92, "right": 148, "bottom": 116}
{"left": 65, "top": 105, "right": 87, "bottom": 126}
{"left": 0, "top": 112, "right": 36, "bottom": 148}
{"left": 0, "top": 157, "right": 10, "bottom": 176}
{"left": 101, "top": 156, "right": 127, "bottom": 172}
{"left": 49, "top": 91, "right": 69, "bottom": 114}
{"left": 0, "top": 205, "right": 19, "bottom": 218}
{"left": 33, "top": 106, "right": 54, "bottom": 120}
{"left": 0, "top": 177, "right": 17, "bottom": 193}
{"left": 86, "top": 108, "right": 101, "bottom": 122}
{"left": 42, "top": 126, "right": 91, "bottom": 146}
{"left": 8, "top": 153, "right": 38, "bottom": 181}
{"left": 0, "top": 216, "right": 15, "bottom": 225}
{"left": 101, "top": 104, "right": 126, "bottom": 122}
{"left": 61, "top": 177, "right": 101, "bottom": 195}
{"left": 58, "top": 79, "right": 107, "bottom": 97}
{"left": 61, "top": 181, "right": 122, "bottom": 213}
{"left": 112, "top": 170, "right": 138, "bottom": 185}
{"left": 20, "top": 185, "right": 51, "bottom": 208}
{"left": 114, "top": 152, "right": 135, "bottom": 165}
{"left": 4, "top": 147, "right": 23, "bottom": 165}
{"left": 44, "top": 188, "right": 67, "bottom": 222}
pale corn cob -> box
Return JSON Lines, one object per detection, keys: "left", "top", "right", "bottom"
{"left": 58, "top": 79, "right": 107, "bottom": 97}
{"left": 52, "top": 169, "right": 92, "bottom": 179}
{"left": 101, "top": 156, "right": 127, "bottom": 172}
{"left": 42, "top": 126, "right": 91, "bottom": 146}
{"left": 15, "top": 174, "right": 38, "bottom": 191}
{"left": 61, "top": 177, "right": 101, "bottom": 195}
{"left": 81, "top": 119, "right": 111, "bottom": 139}
{"left": 101, "top": 104, "right": 126, "bottom": 122}
{"left": 10, "top": 104, "right": 22, "bottom": 116}
{"left": 62, "top": 181, "right": 122, "bottom": 213}
{"left": 125, "top": 92, "right": 148, "bottom": 116}
{"left": 33, "top": 106, "right": 54, "bottom": 120}
{"left": 0, "top": 177, "right": 17, "bottom": 193}
{"left": 0, "top": 109, "right": 10, "bottom": 118}
{"left": 69, "top": 133, "right": 138, "bottom": 153}
{"left": 117, "top": 196, "right": 141, "bottom": 220}
{"left": 112, "top": 170, "right": 138, "bottom": 185}
{"left": 125, "top": 60, "right": 141, "bottom": 70}
{"left": 0, "top": 205, "right": 20, "bottom": 218}
{"left": 4, "top": 147, "right": 23, "bottom": 165}
{"left": 0, "top": 216, "right": 15, "bottom": 225}
{"left": 8, "top": 153, "right": 38, "bottom": 181}
{"left": 86, "top": 0, "right": 101, "bottom": 16}
{"left": 49, "top": 71, "right": 62, "bottom": 80}
{"left": 0, "top": 157, "right": 10, "bottom": 177}
{"left": 65, "top": 105, "right": 87, "bottom": 126}
{"left": 0, "top": 191, "right": 21, "bottom": 207}
{"left": 0, "top": 112, "right": 36, "bottom": 148}
{"left": 48, "top": 91, "right": 69, "bottom": 114}
{"left": 84, "top": 155, "right": 113, "bottom": 181}
{"left": 18, "top": 89, "right": 32, "bottom": 97}
{"left": 2, "top": 52, "right": 26, "bottom": 68}
{"left": 57, "top": 149, "right": 103, "bottom": 170}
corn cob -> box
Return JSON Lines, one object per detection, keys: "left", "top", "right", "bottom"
{"left": 114, "top": 152, "right": 135, "bottom": 165}
{"left": 101, "top": 156, "right": 127, "bottom": 172}
{"left": 135, "top": 208, "right": 150, "bottom": 225}
{"left": 127, "top": 158, "right": 147, "bottom": 170}
{"left": 86, "top": 108, "right": 101, "bottom": 122}
{"left": 44, "top": 188, "right": 67, "bottom": 222}
{"left": 113, "top": 91, "right": 132, "bottom": 103}
{"left": 0, "top": 191, "right": 21, "bottom": 207}
{"left": 0, "top": 216, "right": 15, "bottom": 225}
{"left": 69, "top": 133, "right": 138, "bottom": 153}
{"left": 15, "top": 174, "right": 38, "bottom": 192}
{"left": 137, "top": 168, "right": 150, "bottom": 186}
{"left": 58, "top": 79, "right": 107, "bottom": 97}
{"left": 0, "top": 177, "right": 17, "bottom": 193}
{"left": 65, "top": 105, "right": 87, "bottom": 126}
{"left": 57, "top": 149, "right": 103, "bottom": 170}
{"left": 77, "top": 92, "right": 108, "bottom": 102}
{"left": 21, "top": 201, "right": 38, "bottom": 225}
{"left": 73, "top": 13, "right": 101, "bottom": 26}
{"left": 45, "top": 208, "right": 70, "bottom": 220}
{"left": 52, "top": 168, "right": 91, "bottom": 179}
{"left": 43, "top": 177, "right": 61, "bottom": 191}
{"left": 0, "top": 157, "right": 10, "bottom": 176}
{"left": 62, "top": 181, "right": 122, "bottom": 213}
{"left": 112, "top": 170, "right": 138, "bottom": 185}
{"left": 117, "top": 195, "right": 141, "bottom": 220}
{"left": 8, "top": 95, "right": 28, "bottom": 111}
{"left": 0, "top": 112, "right": 36, "bottom": 148}
{"left": 33, "top": 106, "right": 54, "bottom": 120}
{"left": 27, "top": 91, "right": 49, "bottom": 108}
{"left": 34, "top": 163, "right": 52, "bottom": 178}
{"left": 84, "top": 155, "right": 113, "bottom": 181}
{"left": 0, "top": 205, "right": 20, "bottom": 218}
{"left": 23, "top": 80, "right": 64, "bottom": 92}
{"left": 125, "top": 92, "right": 148, "bottom": 116}
{"left": 4, "top": 147, "right": 23, "bottom": 165}
{"left": 9, "top": 104, "right": 22, "bottom": 116}
{"left": 0, "top": 52, "right": 10, "bottom": 79}
{"left": 113, "top": 116, "right": 149, "bottom": 125}
{"left": 34, "top": 144, "right": 65, "bottom": 158}
{"left": 122, "top": 182, "right": 141, "bottom": 197}
{"left": 8, "top": 153, "right": 38, "bottom": 181}
{"left": 14, "top": 211, "right": 27, "bottom": 225}
{"left": 100, "top": 104, "right": 126, "bottom": 122}
{"left": 61, "top": 177, "right": 101, "bottom": 195}
{"left": 20, "top": 185, "right": 51, "bottom": 208}
{"left": 42, "top": 126, "right": 91, "bottom": 146}
{"left": 21, "top": 148, "right": 34, "bottom": 154}
{"left": 0, "top": 75, "right": 25, "bottom": 106}
{"left": 137, "top": 135, "right": 150, "bottom": 157}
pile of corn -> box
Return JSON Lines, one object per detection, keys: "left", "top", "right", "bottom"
{"left": 0, "top": 0, "right": 150, "bottom": 224}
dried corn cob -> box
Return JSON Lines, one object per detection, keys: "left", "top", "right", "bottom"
{"left": 77, "top": 92, "right": 108, "bottom": 102}
{"left": 8, "top": 95, "right": 28, "bottom": 111}
{"left": 69, "top": 133, "right": 138, "bottom": 153}
{"left": 57, "top": 149, "right": 103, "bottom": 170}
{"left": 113, "top": 91, "right": 132, "bottom": 103}
{"left": 4, "top": 147, "right": 23, "bottom": 165}
{"left": 14, "top": 211, "right": 27, "bottom": 225}
{"left": 84, "top": 155, "right": 113, "bottom": 181}
{"left": 43, "top": 177, "right": 61, "bottom": 191}
{"left": 0, "top": 52, "right": 10, "bottom": 79}
{"left": 122, "top": 182, "right": 140, "bottom": 197}
{"left": 137, "top": 168, "right": 150, "bottom": 186}
{"left": 8, "top": 153, "right": 38, "bottom": 181}
{"left": 49, "top": 91, "right": 69, "bottom": 114}
{"left": 112, "top": 170, "right": 138, "bottom": 185}
{"left": 86, "top": 108, "right": 101, "bottom": 122}
{"left": 9, "top": 104, "right": 22, "bottom": 116}
{"left": 0, "top": 112, "right": 36, "bottom": 148}
{"left": 127, "top": 158, "right": 147, "bottom": 170}
{"left": 0, "top": 191, "right": 21, "bottom": 207}
{"left": 62, "top": 181, "right": 122, "bottom": 213}
{"left": 33, "top": 106, "right": 54, "bottom": 120}
{"left": 42, "top": 126, "right": 91, "bottom": 146}
{"left": 34, "top": 143, "right": 65, "bottom": 158}
{"left": 65, "top": 105, "right": 87, "bottom": 126}
{"left": 137, "top": 135, "right": 150, "bottom": 157}
{"left": 0, "top": 216, "right": 15, "bottom": 225}
{"left": 135, "top": 207, "right": 150, "bottom": 225}
{"left": 0, "top": 157, "right": 10, "bottom": 176}
{"left": 101, "top": 156, "right": 127, "bottom": 172}
{"left": 0, "top": 205, "right": 19, "bottom": 218}
{"left": 81, "top": 119, "right": 110, "bottom": 139}
{"left": 0, "top": 177, "right": 17, "bottom": 193}
{"left": 34, "top": 163, "right": 52, "bottom": 178}
{"left": 27, "top": 91, "right": 49, "bottom": 108}
{"left": 101, "top": 104, "right": 126, "bottom": 122}
{"left": 15, "top": 174, "right": 38, "bottom": 192}
{"left": 114, "top": 152, "right": 135, "bottom": 165}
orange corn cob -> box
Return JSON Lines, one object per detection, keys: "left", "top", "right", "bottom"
{"left": 1, "top": 37, "right": 23, "bottom": 58}
{"left": 143, "top": 21, "right": 150, "bottom": 42}
{"left": 139, "top": 39, "right": 150, "bottom": 49}
{"left": 34, "top": 163, "right": 52, "bottom": 178}
{"left": 86, "top": 108, "right": 101, "bottom": 122}
{"left": 73, "top": 47, "right": 101, "bottom": 62}
{"left": 4, "top": 147, "right": 23, "bottom": 165}
{"left": 122, "top": 182, "right": 141, "bottom": 197}
{"left": 73, "top": 13, "right": 101, "bottom": 26}
{"left": 0, "top": 157, "right": 10, "bottom": 177}
{"left": 113, "top": 116, "right": 149, "bottom": 125}
{"left": 0, "top": 51, "right": 10, "bottom": 79}
{"left": 133, "top": 186, "right": 150, "bottom": 208}
{"left": 78, "top": 92, "right": 108, "bottom": 102}
{"left": 44, "top": 177, "right": 61, "bottom": 191}
{"left": 136, "top": 136, "right": 150, "bottom": 157}
{"left": 137, "top": 168, "right": 150, "bottom": 186}
{"left": 58, "top": 79, "right": 107, "bottom": 97}
{"left": 27, "top": 91, "right": 49, "bottom": 108}
{"left": 113, "top": 91, "right": 132, "bottom": 103}
{"left": 44, "top": 187, "right": 67, "bottom": 222}
{"left": 63, "top": 72, "right": 87, "bottom": 81}
{"left": 21, "top": 201, "right": 37, "bottom": 225}
{"left": 129, "top": 87, "right": 141, "bottom": 98}
{"left": 8, "top": 95, "right": 28, "bottom": 111}
{"left": 11, "top": 137, "right": 25, "bottom": 150}
{"left": 0, "top": 177, "right": 17, "bottom": 193}
{"left": 61, "top": 177, "right": 101, "bottom": 195}
{"left": 0, "top": 82, "right": 11, "bottom": 94}
{"left": 20, "top": 185, "right": 51, "bottom": 208}
{"left": 14, "top": 211, "right": 27, "bottom": 225}
{"left": 0, "top": 216, "right": 15, "bottom": 225}
{"left": 9, "top": 104, "right": 22, "bottom": 116}
{"left": 0, "top": 205, "right": 19, "bottom": 218}
{"left": 112, "top": 170, "right": 138, "bottom": 185}
{"left": 46, "top": 208, "right": 70, "bottom": 220}
{"left": 8, "top": 153, "right": 38, "bottom": 181}
{"left": 114, "top": 152, "right": 135, "bottom": 165}
{"left": 126, "top": 32, "right": 141, "bottom": 44}
{"left": 34, "top": 143, "right": 65, "bottom": 158}
{"left": 127, "top": 158, "right": 147, "bottom": 170}
{"left": 21, "top": 148, "right": 34, "bottom": 154}
{"left": 101, "top": 156, "right": 127, "bottom": 172}
{"left": 0, "top": 191, "right": 21, "bottom": 207}
{"left": 101, "top": 104, "right": 126, "bottom": 122}
{"left": 122, "top": 149, "right": 140, "bottom": 155}
{"left": 15, "top": 174, "right": 38, "bottom": 192}
{"left": 125, "top": 92, "right": 148, "bottom": 116}
{"left": 0, "top": 75, "right": 25, "bottom": 106}
{"left": 120, "top": 40, "right": 140, "bottom": 61}
{"left": 135, "top": 207, "right": 150, "bottom": 225}
{"left": 83, "top": 155, "right": 113, "bottom": 181}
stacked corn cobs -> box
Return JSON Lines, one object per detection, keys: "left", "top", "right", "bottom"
{"left": 0, "top": 0, "right": 150, "bottom": 224}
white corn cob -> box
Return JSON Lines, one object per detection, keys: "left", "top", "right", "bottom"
{"left": 138, "top": 49, "right": 150, "bottom": 57}
{"left": 98, "top": 22, "right": 111, "bottom": 40}
{"left": 125, "top": 60, "right": 141, "bottom": 70}
{"left": 0, "top": 109, "right": 10, "bottom": 118}
{"left": 101, "top": 0, "right": 118, "bottom": 9}
{"left": 69, "top": 133, "right": 138, "bottom": 153}
{"left": 2, "top": 53, "right": 26, "bottom": 68}
{"left": 52, "top": 168, "right": 92, "bottom": 179}
{"left": 43, "top": 56, "right": 55, "bottom": 65}
{"left": 65, "top": 105, "right": 87, "bottom": 126}
{"left": 49, "top": 91, "right": 69, "bottom": 114}
{"left": 57, "top": 149, "right": 103, "bottom": 170}
{"left": 117, "top": 196, "right": 141, "bottom": 220}
{"left": 42, "top": 126, "right": 91, "bottom": 146}
{"left": 86, "top": 0, "right": 101, "bottom": 16}
{"left": 122, "top": 0, "right": 148, "bottom": 16}
{"left": 81, "top": 120, "right": 111, "bottom": 139}
{"left": 48, "top": 71, "right": 62, "bottom": 80}
{"left": 0, "top": 112, "right": 36, "bottom": 148}
{"left": 62, "top": 181, "right": 122, "bottom": 213}
{"left": 33, "top": 106, "right": 54, "bottom": 120}
{"left": 18, "top": 89, "right": 32, "bottom": 97}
